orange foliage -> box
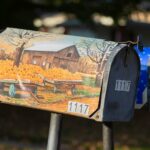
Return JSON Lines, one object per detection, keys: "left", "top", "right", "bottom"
{"left": 44, "top": 68, "right": 82, "bottom": 80}
{"left": 0, "top": 60, "right": 82, "bottom": 84}
{"left": 0, "top": 60, "right": 43, "bottom": 84}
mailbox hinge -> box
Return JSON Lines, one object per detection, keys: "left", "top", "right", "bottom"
{"left": 118, "top": 35, "right": 143, "bottom": 51}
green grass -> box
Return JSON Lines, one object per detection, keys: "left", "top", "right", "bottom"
{"left": 82, "top": 76, "right": 96, "bottom": 87}
{"left": 0, "top": 143, "right": 149, "bottom": 150}
{"left": 81, "top": 145, "right": 150, "bottom": 150}
{"left": 75, "top": 89, "right": 99, "bottom": 97}
{"left": 116, "top": 146, "right": 150, "bottom": 150}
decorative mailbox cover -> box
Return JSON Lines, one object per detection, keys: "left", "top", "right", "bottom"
{"left": 0, "top": 28, "right": 140, "bottom": 121}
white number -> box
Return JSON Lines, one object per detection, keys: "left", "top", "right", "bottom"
{"left": 115, "top": 80, "right": 131, "bottom": 92}
{"left": 67, "top": 101, "right": 89, "bottom": 116}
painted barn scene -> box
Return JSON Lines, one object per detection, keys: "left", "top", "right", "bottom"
{"left": 0, "top": 28, "right": 117, "bottom": 117}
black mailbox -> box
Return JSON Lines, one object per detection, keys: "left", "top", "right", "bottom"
{"left": 91, "top": 44, "right": 140, "bottom": 121}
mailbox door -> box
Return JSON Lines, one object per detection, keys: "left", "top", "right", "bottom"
{"left": 102, "top": 46, "right": 140, "bottom": 121}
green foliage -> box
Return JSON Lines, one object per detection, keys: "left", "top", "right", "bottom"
{"left": 82, "top": 76, "right": 96, "bottom": 87}
{"left": 0, "top": 0, "right": 37, "bottom": 29}
{"left": 45, "top": 0, "right": 142, "bottom": 24}
{"left": 75, "top": 89, "right": 99, "bottom": 97}
{"left": 0, "top": 0, "right": 143, "bottom": 29}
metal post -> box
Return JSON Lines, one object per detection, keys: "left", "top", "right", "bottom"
{"left": 102, "top": 122, "right": 114, "bottom": 150}
{"left": 47, "top": 113, "right": 62, "bottom": 150}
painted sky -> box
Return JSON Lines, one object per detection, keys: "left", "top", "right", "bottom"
{"left": 0, "top": 28, "right": 117, "bottom": 57}
{"left": 25, "top": 35, "right": 80, "bottom": 51}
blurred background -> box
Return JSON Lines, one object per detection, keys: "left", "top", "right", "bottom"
{"left": 0, "top": 0, "right": 150, "bottom": 149}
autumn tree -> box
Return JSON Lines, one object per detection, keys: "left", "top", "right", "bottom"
{"left": 77, "top": 39, "right": 117, "bottom": 86}
{"left": 78, "top": 56, "right": 96, "bottom": 74}
{"left": 0, "top": 49, "right": 14, "bottom": 60}
{"left": 0, "top": 50, "right": 6, "bottom": 60}
{"left": 1, "top": 28, "right": 53, "bottom": 66}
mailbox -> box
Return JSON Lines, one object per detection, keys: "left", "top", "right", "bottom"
{"left": 0, "top": 28, "right": 140, "bottom": 121}
{"left": 135, "top": 46, "right": 150, "bottom": 109}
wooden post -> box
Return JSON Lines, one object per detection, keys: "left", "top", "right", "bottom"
{"left": 102, "top": 122, "right": 114, "bottom": 150}
{"left": 47, "top": 113, "right": 62, "bottom": 150}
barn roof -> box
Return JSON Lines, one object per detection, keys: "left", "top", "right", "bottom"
{"left": 24, "top": 33, "right": 117, "bottom": 57}
{"left": 25, "top": 35, "right": 81, "bottom": 55}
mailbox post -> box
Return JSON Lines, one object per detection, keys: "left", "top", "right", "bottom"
{"left": 102, "top": 122, "right": 114, "bottom": 150}
{"left": 47, "top": 113, "right": 62, "bottom": 150}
